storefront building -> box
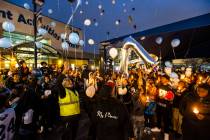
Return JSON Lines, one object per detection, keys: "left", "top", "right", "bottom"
{"left": 0, "top": 0, "right": 94, "bottom": 70}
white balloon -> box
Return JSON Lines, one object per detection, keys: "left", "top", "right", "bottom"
{"left": 123, "top": 9, "right": 127, "bottom": 13}
{"left": 98, "top": 4, "right": 102, "bottom": 9}
{"left": 0, "top": 38, "right": 12, "bottom": 48}
{"left": 84, "top": 19, "right": 91, "bottom": 26}
{"left": 115, "top": 20, "right": 120, "bottom": 26}
{"left": 112, "top": 0, "right": 116, "bottom": 4}
{"left": 61, "top": 42, "right": 69, "bottom": 50}
{"left": 100, "top": 12, "right": 104, "bottom": 16}
{"left": 88, "top": 39, "right": 95, "bottom": 45}
{"left": 171, "top": 38, "right": 181, "bottom": 48}
{"left": 85, "top": 1, "right": 89, "bottom": 5}
{"left": 94, "top": 22, "right": 99, "bottom": 27}
{"left": 37, "top": 28, "right": 47, "bottom": 36}
{"left": 122, "top": 3, "right": 126, "bottom": 6}
{"left": 80, "top": 10, "right": 83, "bottom": 14}
{"left": 60, "top": 33, "right": 67, "bottom": 39}
{"left": 24, "top": 3, "right": 30, "bottom": 10}
{"left": 109, "top": 47, "right": 118, "bottom": 59}
{"left": 2, "top": 21, "right": 15, "bottom": 32}
{"left": 79, "top": 40, "right": 84, "bottom": 46}
{"left": 35, "top": 42, "right": 43, "bottom": 48}
{"left": 50, "top": 21, "right": 56, "bottom": 27}
{"left": 156, "top": 36, "right": 163, "bottom": 45}
{"left": 48, "top": 9, "right": 53, "bottom": 14}
{"left": 69, "top": 32, "right": 80, "bottom": 45}
{"left": 165, "top": 61, "right": 173, "bottom": 68}
{"left": 140, "top": 36, "right": 146, "bottom": 40}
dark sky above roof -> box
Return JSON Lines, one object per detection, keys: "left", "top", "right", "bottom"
{"left": 7, "top": 0, "right": 210, "bottom": 53}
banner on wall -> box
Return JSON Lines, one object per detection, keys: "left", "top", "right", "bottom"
{"left": 0, "top": 1, "right": 83, "bottom": 52}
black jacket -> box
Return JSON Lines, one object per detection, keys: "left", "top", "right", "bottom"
{"left": 86, "top": 96, "right": 130, "bottom": 140}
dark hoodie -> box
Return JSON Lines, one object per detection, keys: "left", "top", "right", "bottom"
{"left": 86, "top": 85, "right": 130, "bottom": 140}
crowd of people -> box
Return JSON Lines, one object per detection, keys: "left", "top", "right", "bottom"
{"left": 0, "top": 60, "right": 210, "bottom": 140}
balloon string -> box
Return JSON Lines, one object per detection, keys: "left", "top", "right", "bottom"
{"left": 82, "top": 25, "right": 86, "bottom": 60}
{"left": 75, "top": 45, "right": 77, "bottom": 66}
{"left": 94, "top": 46, "right": 95, "bottom": 68}
{"left": 172, "top": 47, "right": 176, "bottom": 59}
{"left": 57, "top": 0, "right": 60, "bottom": 11}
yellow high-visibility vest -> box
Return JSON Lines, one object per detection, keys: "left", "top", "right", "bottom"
{"left": 58, "top": 89, "right": 80, "bottom": 116}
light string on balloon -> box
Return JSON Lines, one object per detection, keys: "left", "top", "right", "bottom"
{"left": 184, "top": 29, "right": 196, "bottom": 58}
{"left": 71, "top": 6, "right": 77, "bottom": 67}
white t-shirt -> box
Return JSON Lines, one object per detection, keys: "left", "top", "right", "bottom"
{"left": 0, "top": 108, "right": 16, "bottom": 140}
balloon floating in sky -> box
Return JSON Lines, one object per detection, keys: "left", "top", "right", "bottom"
{"left": 60, "top": 33, "right": 67, "bottom": 40}
{"left": 37, "top": 28, "right": 47, "bottom": 36}
{"left": 79, "top": 40, "right": 84, "bottom": 46}
{"left": 50, "top": 21, "right": 56, "bottom": 27}
{"left": 85, "top": 1, "right": 89, "bottom": 5}
{"left": 115, "top": 20, "right": 120, "bottom": 26}
{"left": 35, "top": 42, "right": 43, "bottom": 49}
{"left": 112, "top": 0, "right": 116, "bottom": 4}
{"left": 100, "top": 12, "right": 104, "bottom": 16}
{"left": 88, "top": 39, "right": 95, "bottom": 45}
{"left": 23, "top": 3, "right": 30, "bottom": 10}
{"left": 98, "top": 4, "right": 102, "bottom": 9}
{"left": 48, "top": 9, "right": 53, "bottom": 14}
{"left": 156, "top": 36, "right": 163, "bottom": 45}
{"left": 61, "top": 41, "right": 69, "bottom": 50}
{"left": 140, "top": 36, "right": 146, "bottom": 40}
{"left": 69, "top": 32, "right": 80, "bottom": 45}
{"left": 80, "top": 10, "right": 83, "bottom": 14}
{"left": 109, "top": 47, "right": 118, "bottom": 59}
{"left": 0, "top": 38, "right": 12, "bottom": 48}
{"left": 84, "top": 19, "right": 91, "bottom": 26}
{"left": 171, "top": 38, "right": 181, "bottom": 48}
{"left": 123, "top": 9, "right": 127, "bottom": 13}
{"left": 94, "top": 22, "right": 99, "bottom": 27}
{"left": 122, "top": 3, "right": 126, "bottom": 7}
{"left": 2, "top": 21, "right": 15, "bottom": 32}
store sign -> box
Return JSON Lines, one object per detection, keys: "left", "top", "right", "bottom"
{"left": 0, "top": 1, "right": 82, "bottom": 52}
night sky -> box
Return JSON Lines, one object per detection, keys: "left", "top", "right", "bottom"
{"left": 7, "top": 0, "right": 210, "bottom": 53}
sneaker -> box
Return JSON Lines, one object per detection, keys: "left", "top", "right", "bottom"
{"left": 151, "top": 127, "right": 161, "bottom": 132}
